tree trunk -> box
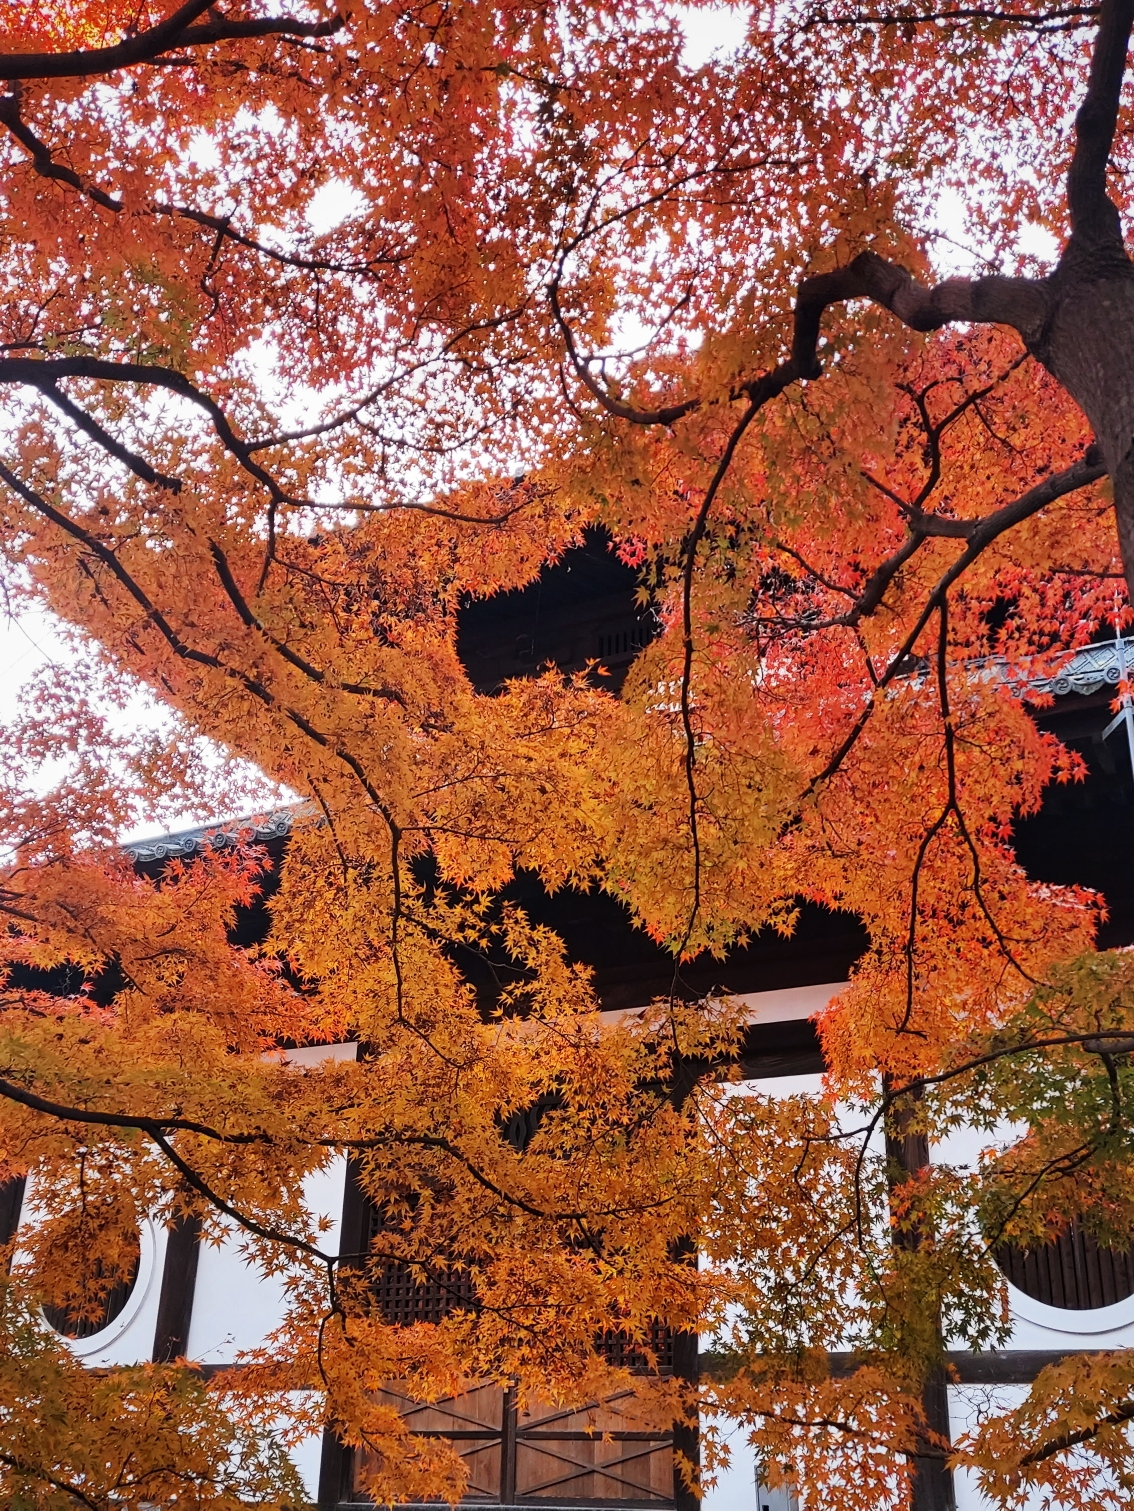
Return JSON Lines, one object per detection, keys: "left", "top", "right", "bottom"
{"left": 1036, "top": 259, "right": 1134, "bottom": 600}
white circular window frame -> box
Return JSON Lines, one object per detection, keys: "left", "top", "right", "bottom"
{"left": 1005, "top": 1274, "right": 1134, "bottom": 1337}
{"left": 48, "top": 1217, "right": 158, "bottom": 1359}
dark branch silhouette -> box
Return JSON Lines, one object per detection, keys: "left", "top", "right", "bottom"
{"left": 0, "top": 0, "right": 344, "bottom": 81}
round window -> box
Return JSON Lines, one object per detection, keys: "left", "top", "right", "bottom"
{"left": 42, "top": 1230, "right": 142, "bottom": 1340}
{"left": 995, "top": 1222, "right": 1134, "bottom": 1310}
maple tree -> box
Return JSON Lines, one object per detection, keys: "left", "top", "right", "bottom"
{"left": 4, "top": 0, "right": 1134, "bottom": 1507}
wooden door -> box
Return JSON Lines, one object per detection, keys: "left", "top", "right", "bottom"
{"left": 513, "top": 1388, "right": 674, "bottom": 1504}
{"left": 356, "top": 1380, "right": 674, "bottom": 1507}
{"left": 343, "top": 1165, "right": 680, "bottom": 1506}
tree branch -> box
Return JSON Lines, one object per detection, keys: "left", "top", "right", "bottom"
{"left": 205, "top": 538, "right": 406, "bottom": 704}
{"left": 0, "top": 356, "right": 299, "bottom": 506}
{"left": 801, "top": 446, "right": 1105, "bottom": 793}
{"left": 0, "top": 1452, "right": 102, "bottom": 1511}
{"left": 794, "top": 252, "right": 1049, "bottom": 365}
{"left": 1019, "top": 1398, "right": 1134, "bottom": 1465}
{"left": 1066, "top": 0, "right": 1134, "bottom": 246}
{"left": 800, "top": 5, "right": 1101, "bottom": 33}
{"left": 0, "top": 464, "right": 400, "bottom": 824}
{"left": 846, "top": 445, "right": 1105, "bottom": 620}
{"left": 0, "top": 1069, "right": 294, "bottom": 1147}
{"left": 547, "top": 278, "right": 700, "bottom": 426}
{"left": 0, "top": 93, "right": 399, "bottom": 279}
{"left": 39, "top": 382, "right": 182, "bottom": 493}
{"left": 557, "top": 244, "right": 1049, "bottom": 435}
{"left": 0, "top": 1, "right": 344, "bottom": 81}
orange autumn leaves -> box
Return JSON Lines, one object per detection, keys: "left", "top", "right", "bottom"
{"left": 0, "top": 1, "right": 1131, "bottom": 1506}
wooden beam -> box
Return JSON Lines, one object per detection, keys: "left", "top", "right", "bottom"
{"left": 318, "top": 1157, "right": 371, "bottom": 1511}
{"left": 152, "top": 1211, "right": 203, "bottom": 1362}
{"left": 942, "top": 1349, "right": 1097, "bottom": 1385}
{"left": 0, "top": 1176, "right": 25, "bottom": 1250}
{"left": 703, "top": 1348, "right": 1102, "bottom": 1385}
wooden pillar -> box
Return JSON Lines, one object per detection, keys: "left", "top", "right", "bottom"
{"left": 670, "top": 1319, "right": 700, "bottom": 1511}
{"left": 669, "top": 1052, "right": 701, "bottom": 1511}
{"left": 0, "top": 1175, "right": 25, "bottom": 1253}
{"left": 884, "top": 1081, "right": 955, "bottom": 1511}
{"left": 152, "top": 1211, "right": 203, "bottom": 1362}
{"left": 316, "top": 1424, "right": 355, "bottom": 1511}
{"left": 317, "top": 1157, "right": 370, "bottom": 1511}
{"left": 500, "top": 1383, "right": 519, "bottom": 1505}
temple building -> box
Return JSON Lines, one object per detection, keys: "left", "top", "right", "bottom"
{"left": 9, "top": 533, "right": 1134, "bottom": 1511}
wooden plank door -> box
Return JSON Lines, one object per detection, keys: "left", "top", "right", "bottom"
{"left": 354, "top": 1380, "right": 675, "bottom": 1507}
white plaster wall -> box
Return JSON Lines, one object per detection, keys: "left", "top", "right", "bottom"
{"left": 703, "top": 1418, "right": 758, "bottom": 1511}
{"left": 703, "top": 1417, "right": 800, "bottom": 1511}
{"left": 290, "top": 1420, "right": 326, "bottom": 1504}
{"left": 733, "top": 983, "right": 846, "bottom": 1026}
{"left": 949, "top": 1384, "right": 1049, "bottom": 1511}
{"left": 186, "top": 1155, "right": 348, "bottom": 1364}
{"left": 182, "top": 1155, "right": 346, "bottom": 1501}
{"left": 711, "top": 1036, "right": 1134, "bottom": 1510}
{"left": 187, "top": 1040, "right": 354, "bottom": 1364}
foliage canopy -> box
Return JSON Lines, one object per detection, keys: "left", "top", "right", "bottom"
{"left": 3, "top": 0, "right": 1134, "bottom": 1506}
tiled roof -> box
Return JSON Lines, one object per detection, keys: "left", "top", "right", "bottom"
{"left": 123, "top": 807, "right": 297, "bottom": 864}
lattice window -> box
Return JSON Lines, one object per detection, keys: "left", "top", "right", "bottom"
{"left": 595, "top": 1319, "right": 674, "bottom": 1370}
{"left": 359, "top": 1162, "right": 674, "bottom": 1360}
{"left": 42, "top": 1231, "right": 141, "bottom": 1340}
{"left": 995, "top": 1222, "right": 1134, "bottom": 1309}
{"left": 362, "top": 1192, "right": 477, "bottom": 1326}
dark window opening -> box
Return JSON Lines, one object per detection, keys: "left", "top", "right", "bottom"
{"left": 43, "top": 1230, "right": 141, "bottom": 1339}
{"left": 456, "top": 528, "right": 654, "bottom": 695}
{"left": 360, "top": 1191, "right": 476, "bottom": 1327}
{"left": 995, "top": 1222, "right": 1134, "bottom": 1310}
{"left": 359, "top": 1181, "right": 672, "bottom": 1366}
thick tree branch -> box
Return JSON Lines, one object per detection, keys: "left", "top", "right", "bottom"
{"left": 0, "top": 1072, "right": 264, "bottom": 1144}
{"left": 794, "top": 251, "right": 1049, "bottom": 363}
{"left": 548, "top": 279, "right": 700, "bottom": 426}
{"left": 558, "top": 247, "right": 1048, "bottom": 433}
{"left": 1066, "top": 0, "right": 1134, "bottom": 246}
{"left": 0, "top": 1, "right": 344, "bottom": 81}
{"left": 0, "top": 94, "right": 119, "bottom": 210}
{"left": 0, "top": 1452, "right": 102, "bottom": 1511}
{"left": 39, "top": 382, "right": 182, "bottom": 493}
{"left": 0, "top": 461, "right": 241, "bottom": 677}
{"left": 0, "top": 354, "right": 531, "bottom": 533}
{"left": 0, "top": 1072, "right": 655, "bottom": 1255}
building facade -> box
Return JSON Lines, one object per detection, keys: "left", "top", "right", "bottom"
{"left": 10, "top": 537, "right": 1134, "bottom": 1509}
